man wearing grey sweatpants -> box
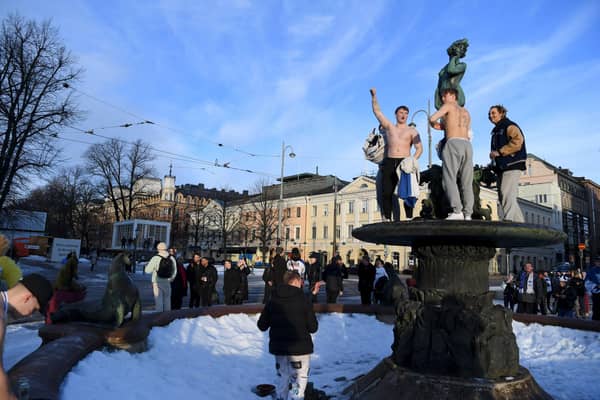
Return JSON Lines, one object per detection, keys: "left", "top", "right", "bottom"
{"left": 429, "top": 88, "right": 474, "bottom": 220}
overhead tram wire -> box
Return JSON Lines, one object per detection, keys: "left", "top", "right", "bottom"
{"left": 62, "top": 83, "right": 279, "bottom": 159}
{"left": 64, "top": 124, "right": 278, "bottom": 178}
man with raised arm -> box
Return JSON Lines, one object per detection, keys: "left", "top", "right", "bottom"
{"left": 429, "top": 88, "right": 474, "bottom": 220}
{"left": 370, "top": 88, "right": 423, "bottom": 222}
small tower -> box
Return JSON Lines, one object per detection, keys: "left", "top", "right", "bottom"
{"left": 162, "top": 163, "right": 176, "bottom": 202}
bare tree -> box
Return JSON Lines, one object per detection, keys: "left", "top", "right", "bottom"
{"left": 239, "top": 179, "right": 282, "bottom": 263}
{"left": 213, "top": 200, "right": 242, "bottom": 260}
{"left": 84, "top": 138, "right": 155, "bottom": 221}
{"left": 0, "top": 15, "right": 81, "bottom": 211}
{"left": 17, "top": 166, "right": 102, "bottom": 248}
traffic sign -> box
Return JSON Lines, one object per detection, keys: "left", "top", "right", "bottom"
{"left": 578, "top": 243, "right": 586, "bottom": 250}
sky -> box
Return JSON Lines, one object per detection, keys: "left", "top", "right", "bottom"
{"left": 2, "top": 0, "right": 599, "bottom": 193}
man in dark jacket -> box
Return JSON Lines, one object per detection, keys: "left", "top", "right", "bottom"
{"left": 322, "top": 256, "right": 344, "bottom": 304}
{"left": 554, "top": 276, "right": 577, "bottom": 318}
{"left": 258, "top": 271, "right": 321, "bottom": 400}
{"left": 223, "top": 260, "right": 241, "bottom": 305}
{"left": 271, "top": 247, "right": 288, "bottom": 288}
{"left": 169, "top": 247, "right": 187, "bottom": 310}
{"left": 306, "top": 252, "right": 322, "bottom": 303}
{"left": 517, "top": 263, "right": 544, "bottom": 314}
{"left": 198, "top": 257, "right": 218, "bottom": 306}
{"left": 238, "top": 258, "right": 251, "bottom": 303}
{"left": 358, "top": 255, "right": 375, "bottom": 305}
{"left": 187, "top": 253, "right": 202, "bottom": 308}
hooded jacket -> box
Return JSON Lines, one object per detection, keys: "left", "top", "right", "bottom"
{"left": 257, "top": 284, "right": 318, "bottom": 356}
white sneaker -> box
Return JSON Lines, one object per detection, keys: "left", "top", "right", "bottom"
{"left": 464, "top": 215, "right": 472, "bottom": 221}
{"left": 445, "top": 212, "right": 464, "bottom": 220}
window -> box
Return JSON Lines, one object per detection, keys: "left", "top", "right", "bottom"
{"left": 537, "top": 215, "right": 540, "bottom": 225}
{"left": 285, "top": 227, "right": 290, "bottom": 240}
{"left": 295, "top": 226, "right": 301, "bottom": 240}
{"left": 312, "top": 226, "right": 317, "bottom": 239}
{"left": 251, "top": 229, "right": 256, "bottom": 240}
{"left": 543, "top": 194, "right": 547, "bottom": 203}
{"left": 335, "top": 225, "right": 340, "bottom": 239}
{"left": 296, "top": 207, "right": 301, "bottom": 218}
{"left": 323, "top": 225, "right": 329, "bottom": 239}
{"left": 361, "top": 199, "right": 368, "bottom": 213}
{"left": 323, "top": 205, "right": 329, "bottom": 216}
{"left": 286, "top": 208, "right": 291, "bottom": 218}
{"left": 348, "top": 224, "right": 354, "bottom": 238}
{"left": 348, "top": 201, "right": 354, "bottom": 214}
{"left": 336, "top": 203, "right": 341, "bottom": 215}
{"left": 312, "top": 205, "right": 317, "bottom": 217}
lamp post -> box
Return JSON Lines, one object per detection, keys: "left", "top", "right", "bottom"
{"left": 409, "top": 99, "right": 432, "bottom": 168}
{"left": 278, "top": 141, "right": 296, "bottom": 245}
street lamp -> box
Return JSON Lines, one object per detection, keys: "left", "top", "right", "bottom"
{"left": 409, "top": 99, "right": 432, "bottom": 168}
{"left": 278, "top": 141, "right": 296, "bottom": 245}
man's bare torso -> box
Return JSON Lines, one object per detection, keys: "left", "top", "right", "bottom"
{"left": 386, "top": 125, "right": 417, "bottom": 158}
{"left": 442, "top": 103, "right": 470, "bottom": 139}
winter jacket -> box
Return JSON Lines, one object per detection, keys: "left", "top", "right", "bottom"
{"left": 322, "top": 263, "right": 343, "bottom": 293}
{"left": 197, "top": 264, "right": 218, "bottom": 292}
{"left": 257, "top": 284, "right": 318, "bottom": 356}
{"left": 223, "top": 267, "right": 242, "bottom": 304}
{"left": 145, "top": 254, "right": 177, "bottom": 283}
{"left": 554, "top": 285, "right": 577, "bottom": 312}
{"left": 517, "top": 271, "right": 544, "bottom": 304}
{"left": 490, "top": 117, "right": 526, "bottom": 172}
{"left": 186, "top": 262, "right": 201, "bottom": 293}
{"left": 585, "top": 266, "right": 600, "bottom": 294}
{"left": 271, "top": 255, "right": 288, "bottom": 287}
{"left": 570, "top": 277, "right": 586, "bottom": 297}
{"left": 239, "top": 265, "right": 251, "bottom": 300}
{"left": 306, "top": 261, "right": 322, "bottom": 287}
{"left": 358, "top": 262, "right": 375, "bottom": 292}
{"left": 170, "top": 259, "right": 188, "bottom": 297}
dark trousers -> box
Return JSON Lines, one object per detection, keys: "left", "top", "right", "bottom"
{"left": 199, "top": 286, "right": 212, "bottom": 306}
{"left": 593, "top": 292, "right": 600, "bottom": 321}
{"left": 517, "top": 301, "right": 536, "bottom": 314}
{"left": 263, "top": 285, "right": 272, "bottom": 304}
{"left": 381, "top": 158, "right": 414, "bottom": 220}
{"left": 326, "top": 291, "right": 338, "bottom": 304}
{"left": 171, "top": 294, "right": 183, "bottom": 310}
{"left": 503, "top": 296, "right": 516, "bottom": 311}
{"left": 189, "top": 289, "right": 200, "bottom": 308}
{"left": 360, "top": 290, "right": 372, "bottom": 305}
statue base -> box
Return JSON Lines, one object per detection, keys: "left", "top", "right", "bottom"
{"left": 343, "top": 358, "right": 552, "bottom": 400}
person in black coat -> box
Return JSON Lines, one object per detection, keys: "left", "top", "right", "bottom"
{"left": 306, "top": 252, "right": 322, "bottom": 303}
{"left": 271, "top": 247, "right": 288, "bottom": 288}
{"left": 168, "top": 247, "right": 187, "bottom": 310}
{"left": 238, "top": 258, "right": 251, "bottom": 302}
{"left": 322, "top": 256, "right": 344, "bottom": 304}
{"left": 257, "top": 270, "right": 321, "bottom": 400}
{"left": 554, "top": 276, "right": 577, "bottom": 318}
{"left": 187, "top": 253, "right": 202, "bottom": 308}
{"left": 358, "top": 255, "right": 375, "bottom": 305}
{"left": 223, "top": 260, "right": 242, "bottom": 305}
{"left": 262, "top": 263, "right": 273, "bottom": 304}
{"left": 198, "top": 257, "right": 218, "bottom": 306}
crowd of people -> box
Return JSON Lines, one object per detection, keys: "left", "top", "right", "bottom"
{"left": 502, "top": 256, "right": 600, "bottom": 320}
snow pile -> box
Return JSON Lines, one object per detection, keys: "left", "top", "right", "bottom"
{"left": 2, "top": 313, "right": 596, "bottom": 400}
{"left": 60, "top": 313, "right": 392, "bottom": 399}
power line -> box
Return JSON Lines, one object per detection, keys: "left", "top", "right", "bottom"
{"left": 63, "top": 124, "right": 277, "bottom": 178}
{"left": 63, "top": 83, "right": 279, "bottom": 158}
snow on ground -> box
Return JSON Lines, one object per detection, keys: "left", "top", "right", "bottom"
{"left": 4, "top": 322, "right": 42, "bottom": 370}
{"left": 4, "top": 314, "right": 599, "bottom": 400}
{"left": 18, "top": 255, "right": 48, "bottom": 263}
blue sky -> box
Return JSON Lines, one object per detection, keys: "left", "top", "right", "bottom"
{"left": 3, "top": 0, "right": 599, "bottom": 192}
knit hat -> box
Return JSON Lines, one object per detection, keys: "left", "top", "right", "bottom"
{"left": 309, "top": 252, "right": 319, "bottom": 259}
{"left": 20, "top": 273, "right": 53, "bottom": 315}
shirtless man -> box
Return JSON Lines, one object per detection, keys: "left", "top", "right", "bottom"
{"left": 429, "top": 88, "right": 473, "bottom": 220}
{"left": 370, "top": 88, "right": 423, "bottom": 221}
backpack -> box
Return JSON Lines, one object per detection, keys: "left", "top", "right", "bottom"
{"left": 157, "top": 255, "right": 174, "bottom": 279}
{"left": 362, "top": 128, "right": 385, "bottom": 164}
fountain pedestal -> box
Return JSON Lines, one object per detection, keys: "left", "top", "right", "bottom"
{"left": 347, "top": 220, "right": 564, "bottom": 399}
